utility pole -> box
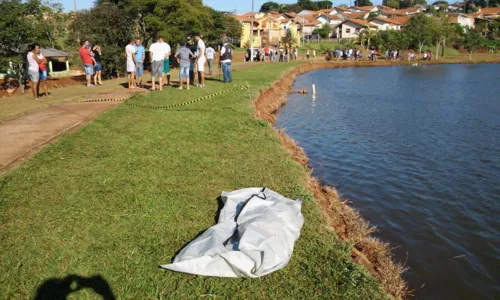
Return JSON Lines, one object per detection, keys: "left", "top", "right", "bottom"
{"left": 251, "top": 0, "right": 254, "bottom": 62}
{"left": 74, "top": 0, "right": 77, "bottom": 13}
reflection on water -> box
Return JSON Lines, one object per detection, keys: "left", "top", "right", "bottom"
{"left": 276, "top": 64, "right": 500, "bottom": 300}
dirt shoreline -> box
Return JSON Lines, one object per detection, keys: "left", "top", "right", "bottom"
{"left": 254, "top": 60, "right": 479, "bottom": 299}
{"left": 255, "top": 58, "right": 499, "bottom": 297}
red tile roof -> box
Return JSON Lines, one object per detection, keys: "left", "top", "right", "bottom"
{"left": 344, "top": 18, "right": 378, "bottom": 28}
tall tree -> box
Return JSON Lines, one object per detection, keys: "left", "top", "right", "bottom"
{"left": 260, "top": 1, "right": 280, "bottom": 12}
{"left": 404, "top": 13, "right": 433, "bottom": 55}
{"left": 430, "top": 15, "right": 458, "bottom": 60}
{"left": 400, "top": 0, "right": 427, "bottom": 8}
{"left": 316, "top": 1, "right": 334, "bottom": 9}
{"left": 281, "top": 28, "right": 298, "bottom": 61}
{"left": 354, "top": 0, "right": 374, "bottom": 6}
{"left": 383, "top": 0, "right": 400, "bottom": 8}
{"left": 298, "top": 0, "right": 319, "bottom": 10}
{"left": 462, "top": 28, "right": 484, "bottom": 60}
{"left": 358, "top": 28, "right": 378, "bottom": 58}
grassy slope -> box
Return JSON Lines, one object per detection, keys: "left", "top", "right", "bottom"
{"left": 0, "top": 62, "right": 386, "bottom": 299}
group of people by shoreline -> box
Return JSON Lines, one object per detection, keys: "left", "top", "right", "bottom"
{"left": 77, "top": 34, "right": 234, "bottom": 94}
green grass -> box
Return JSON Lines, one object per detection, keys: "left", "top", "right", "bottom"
{"left": 0, "top": 62, "right": 387, "bottom": 299}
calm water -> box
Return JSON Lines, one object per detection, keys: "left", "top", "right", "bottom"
{"left": 276, "top": 64, "right": 500, "bottom": 299}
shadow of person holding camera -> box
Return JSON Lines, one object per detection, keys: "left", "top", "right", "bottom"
{"left": 34, "top": 274, "right": 116, "bottom": 300}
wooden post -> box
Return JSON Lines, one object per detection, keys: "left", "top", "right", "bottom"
{"left": 65, "top": 60, "right": 70, "bottom": 75}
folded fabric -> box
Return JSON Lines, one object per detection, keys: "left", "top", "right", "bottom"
{"left": 160, "top": 187, "right": 304, "bottom": 277}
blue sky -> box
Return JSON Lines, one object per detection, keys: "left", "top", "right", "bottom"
{"left": 61, "top": 0, "right": 392, "bottom": 13}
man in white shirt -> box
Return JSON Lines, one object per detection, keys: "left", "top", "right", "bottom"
{"left": 160, "top": 37, "right": 172, "bottom": 86}
{"left": 125, "top": 38, "right": 138, "bottom": 89}
{"left": 194, "top": 34, "right": 206, "bottom": 88}
{"left": 149, "top": 36, "right": 170, "bottom": 91}
{"left": 205, "top": 46, "right": 215, "bottom": 75}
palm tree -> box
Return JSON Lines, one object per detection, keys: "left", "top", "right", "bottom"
{"left": 357, "top": 27, "right": 378, "bottom": 59}
{"left": 281, "top": 28, "right": 298, "bottom": 62}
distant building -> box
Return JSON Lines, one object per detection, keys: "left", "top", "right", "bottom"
{"left": 336, "top": 18, "right": 377, "bottom": 39}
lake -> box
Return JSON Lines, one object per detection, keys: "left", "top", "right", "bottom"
{"left": 275, "top": 64, "right": 500, "bottom": 299}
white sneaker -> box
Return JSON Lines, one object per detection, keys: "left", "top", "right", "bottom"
{"left": 87, "top": 84, "right": 94, "bottom": 87}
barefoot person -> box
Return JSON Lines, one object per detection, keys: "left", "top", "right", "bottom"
{"left": 160, "top": 38, "right": 172, "bottom": 86}
{"left": 92, "top": 45, "right": 103, "bottom": 85}
{"left": 79, "top": 40, "right": 95, "bottom": 87}
{"left": 194, "top": 34, "right": 206, "bottom": 88}
{"left": 27, "top": 43, "right": 40, "bottom": 100}
{"left": 125, "top": 38, "right": 138, "bottom": 89}
{"left": 34, "top": 47, "right": 49, "bottom": 97}
{"left": 134, "top": 38, "right": 145, "bottom": 87}
{"left": 175, "top": 40, "right": 195, "bottom": 90}
{"left": 149, "top": 36, "right": 170, "bottom": 91}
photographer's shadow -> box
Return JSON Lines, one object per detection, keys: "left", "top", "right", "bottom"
{"left": 34, "top": 274, "right": 116, "bottom": 300}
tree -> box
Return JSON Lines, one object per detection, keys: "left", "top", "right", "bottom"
{"left": 430, "top": 15, "right": 458, "bottom": 60}
{"left": 355, "top": 0, "right": 374, "bottom": 6}
{"left": 462, "top": 29, "right": 483, "bottom": 60}
{"left": 68, "top": 2, "right": 134, "bottom": 74}
{"left": 404, "top": 13, "right": 433, "bottom": 56}
{"left": 313, "top": 23, "right": 331, "bottom": 38}
{"left": 358, "top": 28, "right": 378, "bottom": 58}
{"left": 400, "top": 0, "right": 427, "bottom": 8}
{"left": 260, "top": 1, "right": 280, "bottom": 12}
{"left": 367, "top": 12, "right": 379, "bottom": 20}
{"left": 281, "top": 28, "right": 298, "bottom": 61}
{"left": 384, "top": 0, "right": 400, "bottom": 8}
{"left": 316, "top": 1, "right": 333, "bottom": 9}
{"left": 298, "top": 0, "right": 319, "bottom": 10}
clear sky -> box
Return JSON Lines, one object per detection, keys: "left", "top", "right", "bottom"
{"left": 61, "top": 0, "right": 407, "bottom": 13}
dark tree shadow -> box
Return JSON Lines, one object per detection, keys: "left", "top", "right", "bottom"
{"left": 34, "top": 274, "right": 116, "bottom": 300}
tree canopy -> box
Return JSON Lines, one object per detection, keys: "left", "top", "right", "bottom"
{"left": 355, "top": 0, "right": 374, "bottom": 6}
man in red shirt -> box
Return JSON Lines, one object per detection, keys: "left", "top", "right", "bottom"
{"left": 79, "top": 40, "right": 95, "bottom": 87}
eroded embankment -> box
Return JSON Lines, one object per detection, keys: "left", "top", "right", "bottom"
{"left": 254, "top": 62, "right": 408, "bottom": 299}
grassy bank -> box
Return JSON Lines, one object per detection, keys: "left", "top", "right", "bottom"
{"left": 0, "top": 62, "right": 387, "bottom": 298}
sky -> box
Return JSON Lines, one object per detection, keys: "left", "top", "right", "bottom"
{"left": 60, "top": 0, "right": 440, "bottom": 13}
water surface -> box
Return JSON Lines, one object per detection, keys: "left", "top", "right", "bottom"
{"left": 276, "top": 64, "right": 500, "bottom": 299}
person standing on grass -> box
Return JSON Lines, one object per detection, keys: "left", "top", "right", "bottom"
{"left": 220, "top": 40, "right": 233, "bottom": 83}
{"left": 134, "top": 38, "right": 145, "bottom": 88}
{"left": 313, "top": 49, "right": 316, "bottom": 60}
{"left": 27, "top": 43, "right": 40, "bottom": 100}
{"left": 92, "top": 45, "right": 103, "bottom": 85}
{"left": 175, "top": 40, "right": 195, "bottom": 90}
{"left": 149, "top": 36, "right": 169, "bottom": 91}
{"left": 125, "top": 38, "right": 138, "bottom": 89}
{"left": 34, "top": 47, "right": 49, "bottom": 97}
{"left": 160, "top": 38, "right": 172, "bottom": 86}
{"left": 187, "top": 37, "right": 197, "bottom": 85}
{"left": 306, "top": 49, "right": 310, "bottom": 60}
{"left": 194, "top": 34, "right": 206, "bottom": 88}
{"left": 205, "top": 45, "right": 215, "bottom": 75}
{"left": 79, "top": 40, "right": 95, "bottom": 87}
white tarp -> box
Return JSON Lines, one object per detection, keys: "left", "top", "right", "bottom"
{"left": 160, "top": 187, "right": 304, "bottom": 277}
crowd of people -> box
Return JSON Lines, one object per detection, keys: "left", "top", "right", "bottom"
{"left": 75, "top": 34, "right": 234, "bottom": 96}
{"left": 245, "top": 46, "right": 318, "bottom": 63}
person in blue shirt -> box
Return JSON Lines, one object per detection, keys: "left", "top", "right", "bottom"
{"left": 134, "top": 38, "right": 146, "bottom": 88}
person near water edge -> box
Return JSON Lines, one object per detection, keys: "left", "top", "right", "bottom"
{"left": 27, "top": 43, "right": 40, "bottom": 100}
{"left": 194, "top": 34, "right": 206, "bottom": 88}
{"left": 160, "top": 37, "right": 172, "bottom": 86}
{"left": 206, "top": 45, "right": 215, "bottom": 75}
{"left": 175, "top": 40, "right": 195, "bottom": 90}
{"left": 125, "top": 38, "right": 138, "bottom": 89}
{"left": 134, "top": 38, "right": 145, "bottom": 88}
{"left": 220, "top": 40, "right": 233, "bottom": 84}
{"left": 79, "top": 40, "right": 96, "bottom": 87}
{"left": 149, "top": 36, "right": 170, "bottom": 91}
{"left": 34, "top": 47, "right": 49, "bottom": 97}
{"left": 92, "top": 45, "right": 103, "bottom": 85}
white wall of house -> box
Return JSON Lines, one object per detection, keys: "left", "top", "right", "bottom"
{"left": 458, "top": 14, "right": 475, "bottom": 28}
{"left": 298, "top": 10, "right": 314, "bottom": 16}
{"left": 329, "top": 20, "right": 342, "bottom": 27}
{"left": 302, "top": 25, "right": 318, "bottom": 35}
{"left": 340, "top": 22, "right": 367, "bottom": 39}
{"left": 317, "top": 15, "right": 330, "bottom": 24}
{"left": 370, "top": 19, "right": 400, "bottom": 30}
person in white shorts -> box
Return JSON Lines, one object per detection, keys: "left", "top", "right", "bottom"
{"left": 125, "top": 38, "right": 138, "bottom": 89}
{"left": 149, "top": 36, "right": 170, "bottom": 91}
{"left": 194, "top": 34, "right": 206, "bottom": 88}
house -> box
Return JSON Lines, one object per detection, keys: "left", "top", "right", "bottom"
{"left": 316, "top": 14, "right": 343, "bottom": 27}
{"left": 350, "top": 6, "right": 379, "bottom": 13}
{"left": 331, "top": 6, "right": 353, "bottom": 16}
{"left": 380, "top": 7, "right": 421, "bottom": 17}
{"left": 448, "top": 13, "right": 475, "bottom": 29}
{"left": 297, "top": 10, "right": 317, "bottom": 16}
{"left": 295, "top": 15, "right": 322, "bottom": 35}
{"left": 478, "top": 7, "right": 500, "bottom": 19}
{"left": 336, "top": 18, "right": 377, "bottom": 39}
{"left": 234, "top": 15, "right": 261, "bottom": 48}
{"left": 370, "top": 16, "right": 410, "bottom": 30}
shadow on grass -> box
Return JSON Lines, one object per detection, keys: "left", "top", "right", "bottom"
{"left": 34, "top": 274, "right": 116, "bottom": 300}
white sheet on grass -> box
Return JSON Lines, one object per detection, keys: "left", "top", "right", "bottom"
{"left": 160, "top": 187, "right": 304, "bottom": 277}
